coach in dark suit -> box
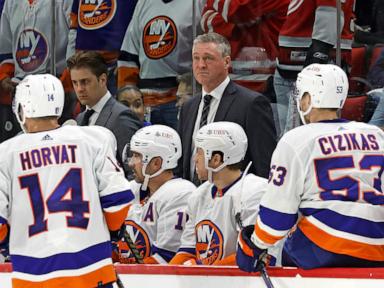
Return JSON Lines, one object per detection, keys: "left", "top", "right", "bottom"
{"left": 178, "top": 33, "right": 276, "bottom": 180}
{"left": 67, "top": 51, "right": 142, "bottom": 173}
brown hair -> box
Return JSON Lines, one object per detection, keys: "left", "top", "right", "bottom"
{"left": 67, "top": 51, "right": 108, "bottom": 77}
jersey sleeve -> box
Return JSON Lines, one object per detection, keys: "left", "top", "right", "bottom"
{"left": 312, "top": 0, "right": 339, "bottom": 45}
{"left": 94, "top": 129, "right": 134, "bottom": 231}
{"left": 252, "top": 139, "right": 303, "bottom": 249}
{"left": 66, "top": 0, "right": 78, "bottom": 60}
{"left": 117, "top": 0, "right": 142, "bottom": 89}
{"left": 0, "top": 1, "right": 15, "bottom": 82}
{"left": 150, "top": 190, "right": 191, "bottom": 263}
{"left": 201, "top": 0, "right": 280, "bottom": 36}
{"left": 240, "top": 176, "right": 267, "bottom": 228}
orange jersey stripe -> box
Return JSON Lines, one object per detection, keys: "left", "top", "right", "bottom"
{"left": 254, "top": 222, "right": 285, "bottom": 245}
{"left": 59, "top": 68, "right": 74, "bottom": 94}
{"left": 0, "top": 224, "right": 8, "bottom": 243}
{"left": 0, "top": 63, "right": 15, "bottom": 82}
{"left": 117, "top": 66, "right": 139, "bottom": 88}
{"left": 70, "top": 12, "right": 78, "bottom": 29}
{"left": 299, "top": 217, "right": 384, "bottom": 262}
{"left": 104, "top": 205, "right": 129, "bottom": 231}
{"left": 169, "top": 253, "right": 196, "bottom": 265}
{"left": 238, "top": 231, "right": 255, "bottom": 257}
{"left": 143, "top": 256, "right": 159, "bottom": 264}
{"left": 141, "top": 88, "right": 177, "bottom": 106}
{"left": 213, "top": 254, "right": 236, "bottom": 266}
{"left": 12, "top": 264, "right": 116, "bottom": 288}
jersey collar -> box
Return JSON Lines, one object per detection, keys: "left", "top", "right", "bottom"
{"left": 211, "top": 174, "right": 242, "bottom": 199}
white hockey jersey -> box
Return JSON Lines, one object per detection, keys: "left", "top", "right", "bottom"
{"left": 0, "top": 0, "right": 72, "bottom": 82}
{"left": 118, "top": 178, "right": 196, "bottom": 264}
{"left": 0, "top": 125, "right": 134, "bottom": 288}
{"left": 173, "top": 174, "right": 276, "bottom": 266}
{"left": 252, "top": 119, "right": 384, "bottom": 268}
{"left": 117, "top": 0, "right": 203, "bottom": 106}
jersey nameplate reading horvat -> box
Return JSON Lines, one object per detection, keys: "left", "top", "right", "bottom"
{"left": 19, "top": 144, "right": 78, "bottom": 171}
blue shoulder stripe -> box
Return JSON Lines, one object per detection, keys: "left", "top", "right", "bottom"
{"left": 177, "top": 247, "right": 196, "bottom": 255}
{"left": 0, "top": 216, "right": 7, "bottom": 224}
{"left": 151, "top": 245, "right": 176, "bottom": 262}
{"left": 118, "top": 51, "right": 139, "bottom": 66}
{"left": 11, "top": 241, "right": 112, "bottom": 275}
{"left": 259, "top": 205, "right": 298, "bottom": 231}
{"left": 100, "top": 189, "right": 134, "bottom": 209}
{"left": 300, "top": 208, "right": 384, "bottom": 238}
{"left": 0, "top": 53, "right": 12, "bottom": 63}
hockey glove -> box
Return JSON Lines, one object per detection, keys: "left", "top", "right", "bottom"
{"left": 236, "top": 225, "right": 267, "bottom": 272}
{"left": 304, "top": 39, "right": 333, "bottom": 67}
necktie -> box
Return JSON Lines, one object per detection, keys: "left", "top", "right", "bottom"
{"left": 193, "top": 95, "right": 213, "bottom": 185}
{"left": 199, "top": 94, "right": 212, "bottom": 128}
{"left": 80, "top": 109, "right": 95, "bottom": 126}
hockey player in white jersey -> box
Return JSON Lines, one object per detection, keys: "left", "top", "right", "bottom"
{"left": 115, "top": 125, "right": 196, "bottom": 264}
{"left": 0, "top": 74, "right": 134, "bottom": 288}
{"left": 237, "top": 64, "right": 384, "bottom": 271}
{"left": 170, "top": 122, "right": 276, "bottom": 266}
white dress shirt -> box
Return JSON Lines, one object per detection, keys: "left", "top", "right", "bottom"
{"left": 190, "top": 76, "right": 230, "bottom": 179}
{"left": 86, "top": 91, "right": 112, "bottom": 125}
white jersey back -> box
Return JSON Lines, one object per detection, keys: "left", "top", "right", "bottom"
{"left": 255, "top": 120, "right": 384, "bottom": 267}
{"left": 178, "top": 174, "right": 270, "bottom": 265}
{"left": 124, "top": 178, "right": 195, "bottom": 263}
{"left": 0, "top": 125, "right": 134, "bottom": 287}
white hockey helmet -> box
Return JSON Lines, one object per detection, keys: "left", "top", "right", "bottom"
{"left": 195, "top": 121, "right": 248, "bottom": 181}
{"left": 295, "top": 64, "right": 348, "bottom": 124}
{"left": 14, "top": 74, "right": 64, "bottom": 130}
{"left": 126, "top": 124, "right": 181, "bottom": 189}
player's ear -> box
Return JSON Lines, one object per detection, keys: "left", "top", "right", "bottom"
{"left": 211, "top": 153, "right": 223, "bottom": 168}
{"left": 152, "top": 157, "right": 163, "bottom": 170}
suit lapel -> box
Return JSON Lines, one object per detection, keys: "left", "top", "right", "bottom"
{"left": 95, "top": 97, "right": 114, "bottom": 126}
{"left": 185, "top": 95, "right": 201, "bottom": 138}
{"left": 214, "top": 81, "right": 237, "bottom": 121}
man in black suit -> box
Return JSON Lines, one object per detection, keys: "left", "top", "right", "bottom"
{"left": 178, "top": 33, "right": 276, "bottom": 181}
{"left": 67, "top": 51, "right": 142, "bottom": 174}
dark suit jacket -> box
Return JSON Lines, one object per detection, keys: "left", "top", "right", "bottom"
{"left": 178, "top": 80, "right": 277, "bottom": 179}
{"left": 76, "top": 96, "right": 142, "bottom": 167}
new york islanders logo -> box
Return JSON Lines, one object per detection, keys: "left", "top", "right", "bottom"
{"left": 79, "top": 0, "right": 116, "bottom": 30}
{"left": 120, "top": 220, "right": 150, "bottom": 262}
{"left": 143, "top": 16, "right": 177, "bottom": 59}
{"left": 16, "top": 29, "right": 48, "bottom": 73}
{"left": 195, "top": 220, "right": 224, "bottom": 265}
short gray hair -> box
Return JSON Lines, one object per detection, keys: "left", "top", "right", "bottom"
{"left": 193, "top": 32, "right": 231, "bottom": 57}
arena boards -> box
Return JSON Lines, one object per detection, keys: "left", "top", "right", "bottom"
{"left": 0, "top": 264, "right": 383, "bottom": 287}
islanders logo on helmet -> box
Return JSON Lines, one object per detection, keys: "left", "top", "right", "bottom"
{"left": 79, "top": 0, "right": 116, "bottom": 30}
{"left": 195, "top": 220, "right": 223, "bottom": 265}
{"left": 16, "top": 29, "right": 48, "bottom": 73}
{"left": 119, "top": 220, "right": 150, "bottom": 263}
{"left": 143, "top": 16, "right": 177, "bottom": 59}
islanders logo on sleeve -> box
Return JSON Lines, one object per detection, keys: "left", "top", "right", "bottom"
{"left": 119, "top": 220, "right": 150, "bottom": 263}
{"left": 195, "top": 220, "right": 224, "bottom": 265}
{"left": 143, "top": 16, "right": 177, "bottom": 59}
{"left": 15, "top": 29, "right": 48, "bottom": 73}
{"left": 78, "top": 0, "right": 116, "bottom": 30}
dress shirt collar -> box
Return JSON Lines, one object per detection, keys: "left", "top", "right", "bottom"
{"left": 86, "top": 91, "right": 111, "bottom": 113}
{"left": 202, "top": 76, "right": 230, "bottom": 101}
